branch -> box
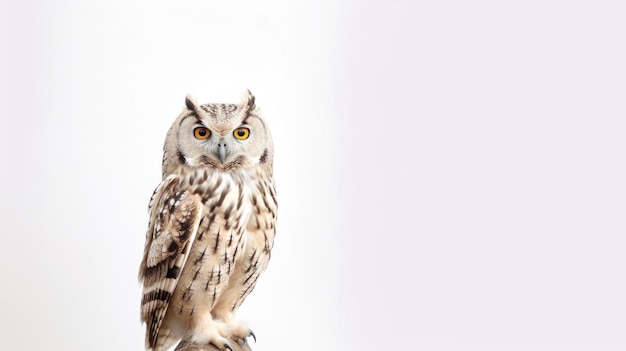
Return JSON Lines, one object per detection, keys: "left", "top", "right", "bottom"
{"left": 174, "top": 338, "right": 253, "bottom": 351}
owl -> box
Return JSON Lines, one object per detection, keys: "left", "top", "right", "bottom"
{"left": 139, "top": 91, "right": 277, "bottom": 351}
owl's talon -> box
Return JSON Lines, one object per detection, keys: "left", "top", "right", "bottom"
{"left": 249, "top": 330, "right": 256, "bottom": 343}
{"left": 224, "top": 343, "right": 234, "bottom": 351}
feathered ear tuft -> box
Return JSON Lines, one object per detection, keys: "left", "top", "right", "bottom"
{"left": 185, "top": 95, "right": 198, "bottom": 111}
{"left": 244, "top": 89, "right": 256, "bottom": 111}
{"left": 185, "top": 95, "right": 207, "bottom": 118}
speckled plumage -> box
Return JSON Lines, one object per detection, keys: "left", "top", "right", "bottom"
{"left": 139, "top": 91, "right": 277, "bottom": 351}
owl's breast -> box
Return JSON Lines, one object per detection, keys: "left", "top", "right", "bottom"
{"left": 167, "top": 171, "right": 253, "bottom": 323}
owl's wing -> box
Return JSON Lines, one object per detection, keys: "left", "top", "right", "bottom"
{"left": 139, "top": 175, "right": 203, "bottom": 348}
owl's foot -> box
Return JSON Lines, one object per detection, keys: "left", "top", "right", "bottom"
{"left": 223, "top": 319, "right": 255, "bottom": 343}
{"left": 190, "top": 318, "right": 233, "bottom": 351}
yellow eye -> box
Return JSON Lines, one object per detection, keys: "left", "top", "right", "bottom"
{"left": 233, "top": 127, "right": 250, "bottom": 140}
{"left": 193, "top": 127, "right": 211, "bottom": 140}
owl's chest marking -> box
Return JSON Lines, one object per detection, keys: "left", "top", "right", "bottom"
{"left": 169, "top": 170, "right": 254, "bottom": 316}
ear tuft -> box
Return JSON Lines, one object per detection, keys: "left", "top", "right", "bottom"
{"left": 185, "top": 95, "right": 198, "bottom": 111}
{"left": 244, "top": 89, "right": 256, "bottom": 111}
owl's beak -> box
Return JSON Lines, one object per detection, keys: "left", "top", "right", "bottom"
{"left": 218, "top": 142, "right": 227, "bottom": 164}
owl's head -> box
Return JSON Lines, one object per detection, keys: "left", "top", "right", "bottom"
{"left": 162, "top": 90, "right": 273, "bottom": 176}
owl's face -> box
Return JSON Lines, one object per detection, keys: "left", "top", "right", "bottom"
{"left": 162, "top": 91, "right": 272, "bottom": 175}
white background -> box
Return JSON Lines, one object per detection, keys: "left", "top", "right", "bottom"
{"left": 1, "top": 1, "right": 624, "bottom": 350}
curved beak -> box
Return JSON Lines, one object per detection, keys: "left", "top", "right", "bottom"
{"left": 218, "top": 142, "right": 227, "bottom": 164}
